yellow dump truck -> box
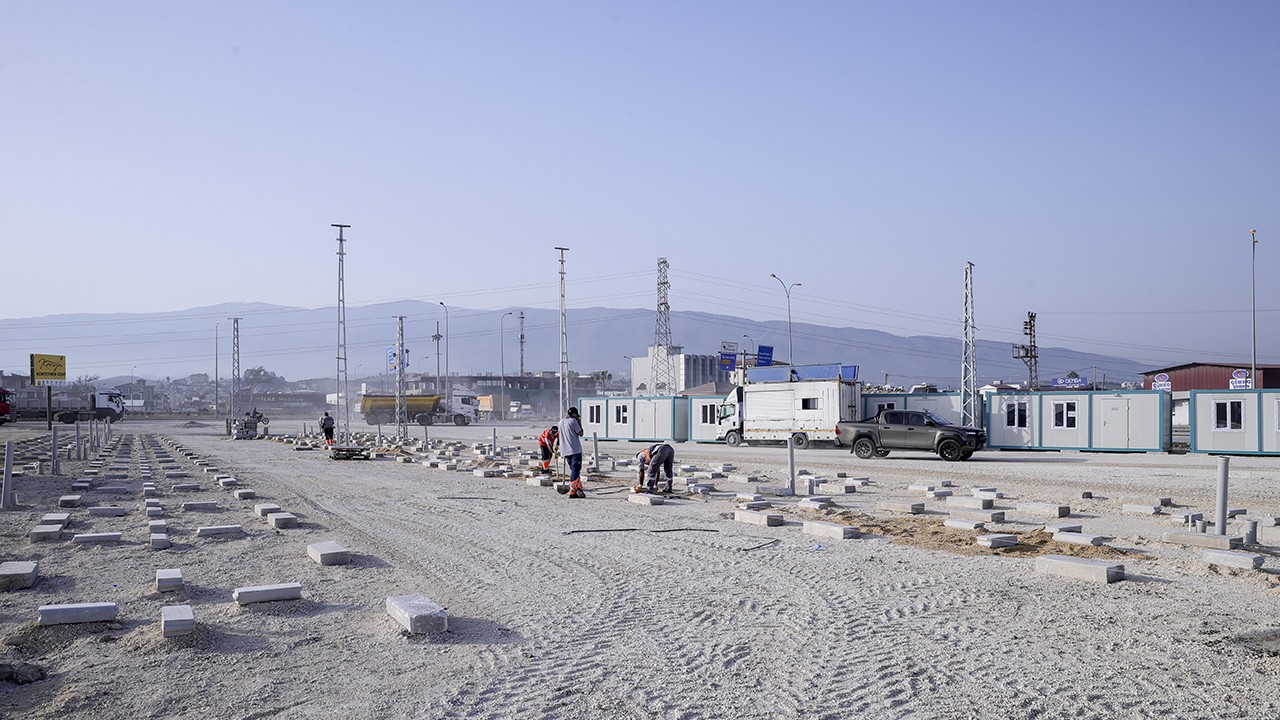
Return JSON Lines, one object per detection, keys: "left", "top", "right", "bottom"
{"left": 359, "top": 393, "right": 476, "bottom": 426}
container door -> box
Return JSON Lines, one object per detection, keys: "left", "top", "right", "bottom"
{"left": 1100, "top": 398, "right": 1130, "bottom": 448}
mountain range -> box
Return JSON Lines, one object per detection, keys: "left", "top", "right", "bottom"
{"left": 0, "top": 301, "right": 1152, "bottom": 388}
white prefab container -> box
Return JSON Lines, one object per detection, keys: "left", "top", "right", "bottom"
{"left": 861, "top": 393, "right": 972, "bottom": 426}
{"left": 577, "top": 396, "right": 690, "bottom": 443}
{"left": 687, "top": 395, "right": 724, "bottom": 443}
{"left": 1190, "top": 390, "right": 1280, "bottom": 455}
{"left": 717, "top": 379, "right": 861, "bottom": 447}
{"left": 985, "top": 391, "right": 1170, "bottom": 452}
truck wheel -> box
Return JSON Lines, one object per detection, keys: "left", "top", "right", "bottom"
{"left": 852, "top": 438, "right": 876, "bottom": 459}
{"left": 791, "top": 433, "right": 809, "bottom": 450}
{"left": 454, "top": 414, "right": 466, "bottom": 426}
{"left": 959, "top": 450, "right": 974, "bottom": 461}
{"left": 938, "top": 439, "right": 963, "bottom": 462}
{"left": 414, "top": 414, "right": 430, "bottom": 426}
{"left": 875, "top": 449, "right": 891, "bottom": 457}
{"left": 724, "top": 431, "right": 742, "bottom": 447}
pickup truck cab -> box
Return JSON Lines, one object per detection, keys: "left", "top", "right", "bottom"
{"left": 835, "top": 409, "right": 985, "bottom": 461}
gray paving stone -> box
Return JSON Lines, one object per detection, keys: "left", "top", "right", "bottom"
{"left": 253, "top": 503, "right": 283, "bottom": 517}
{"left": 1122, "top": 504, "right": 1161, "bottom": 515}
{"left": 797, "top": 498, "right": 832, "bottom": 510}
{"left": 0, "top": 561, "right": 39, "bottom": 591}
{"left": 97, "top": 486, "right": 130, "bottom": 494}
{"left": 233, "top": 489, "right": 257, "bottom": 500}
{"left": 267, "top": 512, "right": 298, "bottom": 528}
{"left": 307, "top": 541, "right": 351, "bottom": 565}
{"left": 72, "top": 532, "right": 122, "bottom": 544}
{"left": 150, "top": 533, "right": 171, "bottom": 549}
{"left": 386, "top": 594, "right": 448, "bottom": 634}
{"left": 1035, "top": 554, "right": 1125, "bottom": 583}
{"left": 182, "top": 501, "right": 219, "bottom": 512}
{"left": 38, "top": 602, "right": 118, "bottom": 625}
{"left": 948, "top": 508, "right": 1006, "bottom": 523}
{"left": 1044, "top": 522, "right": 1083, "bottom": 534}
{"left": 737, "top": 500, "right": 771, "bottom": 510}
{"left": 1227, "top": 508, "right": 1248, "bottom": 518}
{"left": 947, "top": 496, "right": 993, "bottom": 510}
{"left": 196, "top": 525, "right": 243, "bottom": 537}
{"left": 146, "top": 507, "right": 163, "bottom": 517}
{"left": 801, "top": 521, "right": 859, "bottom": 540}
{"left": 627, "top": 493, "right": 664, "bottom": 506}
{"left": 58, "top": 495, "right": 83, "bottom": 508}
{"left": 1018, "top": 503, "right": 1070, "bottom": 518}
{"left": 976, "top": 534, "right": 1018, "bottom": 548}
{"left": 734, "top": 509, "right": 784, "bottom": 527}
{"left": 816, "top": 482, "right": 857, "bottom": 494}
{"left": 1161, "top": 531, "right": 1241, "bottom": 550}
{"left": 878, "top": 500, "right": 924, "bottom": 514}
{"left": 171, "top": 483, "right": 201, "bottom": 492}
{"left": 148, "top": 520, "right": 168, "bottom": 531}
{"left": 233, "top": 582, "right": 303, "bottom": 605}
{"left": 1202, "top": 549, "right": 1264, "bottom": 569}
{"left": 925, "top": 490, "right": 954, "bottom": 499}
{"left": 155, "top": 568, "right": 184, "bottom": 592}
{"left": 1053, "top": 531, "right": 1106, "bottom": 547}
{"left": 40, "top": 513, "right": 70, "bottom": 528}
{"left": 908, "top": 484, "right": 935, "bottom": 492}
{"left": 161, "top": 605, "right": 195, "bottom": 637}
{"left": 943, "top": 519, "right": 984, "bottom": 531}
{"left": 525, "top": 476, "right": 553, "bottom": 487}
{"left": 87, "top": 507, "right": 127, "bottom": 517}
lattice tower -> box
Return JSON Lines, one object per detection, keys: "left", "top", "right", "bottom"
{"left": 650, "top": 257, "right": 676, "bottom": 395}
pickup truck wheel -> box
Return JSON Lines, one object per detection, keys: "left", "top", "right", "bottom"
{"left": 875, "top": 449, "right": 891, "bottom": 457}
{"left": 937, "top": 439, "right": 963, "bottom": 462}
{"left": 724, "top": 431, "right": 742, "bottom": 447}
{"left": 790, "top": 433, "right": 809, "bottom": 450}
{"left": 852, "top": 438, "right": 876, "bottom": 459}
{"left": 959, "top": 450, "right": 974, "bottom": 461}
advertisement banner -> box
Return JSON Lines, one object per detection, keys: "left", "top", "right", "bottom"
{"left": 719, "top": 352, "right": 737, "bottom": 372}
{"left": 30, "top": 353, "right": 67, "bottom": 385}
{"left": 756, "top": 345, "right": 774, "bottom": 367}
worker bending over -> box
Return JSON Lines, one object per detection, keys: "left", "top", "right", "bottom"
{"left": 537, "top": 425, "right": 559, "bottom": 473}
{"left": 636, "top": 442, "right": 675, "bottom": 494}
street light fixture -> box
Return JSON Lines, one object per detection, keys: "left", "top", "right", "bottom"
{"left": 500, "top": 311, "right": 513, "bottom": 421}
{"left": 439, "top": 302, "right": 450, "bottom": 409}
{"left": 769, "top": 273, "right": 802, "bottom": 365}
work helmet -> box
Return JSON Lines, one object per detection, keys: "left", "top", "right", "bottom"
{"left": 567, "top": 407, "right": 579, "bottom": 418}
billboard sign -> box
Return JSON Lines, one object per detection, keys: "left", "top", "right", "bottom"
{"left": 30, "top": 353, "right": 67, "bottom": 385}
{"left": 1229, "top": 369, "right": 1252, "bottom": 390}
{"left": 719, "top": 352, "right": 736, "bottom": 372}
{"left": 1052, "top": 376, "right": 1088, "bottom": 388}
{"left": 720, "top": 341, "right": 738, "bottom": 354}
{"left": 756, "top": 345, "right": 774, "bottom": 367}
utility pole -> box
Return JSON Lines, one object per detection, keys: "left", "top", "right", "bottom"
{"left": 1251, "top": 229, "right": 1258, "bottom": 389}
{"left": 333, "top": 224, "right": 352, "bottom": 445}
{"left": 1013, "top": 311, "right": 1039, "bottom": 391}
{"left": 500, "top": 311, "right": 513, "bottom": 421}
{"left": 961, "top": 262, "right": 978, "bottom": 427}
{"left": 651, "top": 257, "right": 676, "bottom": 395}
{"left": 228, "top": 317, "right": 242, "bottom": 419}
{"left": 518, "top": 310, "right": 526, "bottom": 378}
{"left": 433, "top": 321, "right": 442, "bottom": 396}
{"left": 214, "top": 322, "right": 219, "bottom": 416}
{"left": 439, "top": 302, "right": 450, "bottom": 410}
{"left": 394, "top": 315, "right": 406, "bottom": 441}
{"left": 555, "top": 247, "right": 570, "bottom": 414}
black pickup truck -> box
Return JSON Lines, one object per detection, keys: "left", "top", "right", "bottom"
{"left": 834, "top": 409, "right": 985, "bottom": 461}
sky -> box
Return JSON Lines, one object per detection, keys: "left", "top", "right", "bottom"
{"left": 2, "top": 1, "right": 1277, "bottom": 374}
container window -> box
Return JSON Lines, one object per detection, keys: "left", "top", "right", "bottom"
{"left": 876, "top": 402, "right": 896, "bottom": 413}
{"left": 588, "top": 405, "right": 601, "bottom": 424}
{"left": 1052, "top": 401, "right": 1077, "bottom": 429}
{"left": 800, "top": 397, "right": 821, "bottom": 410}
{"left": 1005, "top": 401, "right": 1028, "bottom": 428}
{"left": 1214, "top": 400, "right": 1243, "bottom": 431}
{"left": 700, "top": 404, "right": 717, "bottom": 424}
{"left": 615, "top": 405, "right": 629, "bottom": 424}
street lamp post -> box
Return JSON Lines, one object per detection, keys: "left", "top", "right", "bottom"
{"left": 769, "top": 274, "right": 802, "bottom": 365}
{"left": 1251, "top": 229, "right": 1258, "bottom": 388}
{"left": 439, "top": 302, "right": 450, "bottom": 409}
{"left": 130, "top": 365, "right": 137, "bottom": 411}
{"left": 741, "top": 333, "right": 759, "bottom": 369}
{"left": 500, "top": 311, "right": 513, "bottom": 421}
{"left": 214, "top": 323, "right": 219, "bottom": 415}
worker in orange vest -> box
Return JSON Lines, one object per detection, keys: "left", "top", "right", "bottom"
{"left": 537, "top": 425, "right": 559, "bottom": 473}
{"left": 635, "top": 442, "right": 675, "bottom": 493}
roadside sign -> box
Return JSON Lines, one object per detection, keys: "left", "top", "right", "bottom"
{"left": 386, "top": 345, "right": 397, "bottom": 372}
{"left": 1052, "top": 377, "right": 1088, "bottom": 388}
{"left": 30, "top": 353, "right": 66, "bottom": 386}
{"left": 1152, "top": 381, "right": 1172, "bottom": 391}
{"left": 1229, "top": 369, "right": 1252, "bottom": 389}
{"left": 721, "top": 341, "right": 738, "bottom": 354}
{"left": 719, "top": 352, "right": 736, "bottom": 372}
{"left": 757, "top": 345, "right": 774, "bottom": 367}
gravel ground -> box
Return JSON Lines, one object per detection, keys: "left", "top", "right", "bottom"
{"left": 2, "top": 418, "right": 1279, "bottom": 719}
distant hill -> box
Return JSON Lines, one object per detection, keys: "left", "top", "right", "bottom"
{"left": 0, "top": 301, "right": 1150, "bottom": 387}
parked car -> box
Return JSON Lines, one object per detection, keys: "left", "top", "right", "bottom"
{"left": 835, "top": 409, "right": 985, "bottom": 461}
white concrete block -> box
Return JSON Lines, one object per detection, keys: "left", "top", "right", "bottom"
{"left": 307, "top": 541, "right": 351, "bottom": 565}
{"left": 1227, "top": 508, "right": 1247, "bottom": 518}
{"left": 943, "top": 519, "right": 984, "bottom": 531}
{"left": 161, "top": 605, "right": 196, "bottom": 637}
{"left": 1053, "top": 531, "right": 1106, "bottom": 547}
{"left": 738, "top": 500, "right": 771, "bottom": 511}
{"left": 386, "top": 594, "right": 448, "bottom": 634}
{"left": 40, "top": 513, "right": 70, "bottom": 528}
{"left": 925, "top": 490, "right": 953, "bottom": 499}
{"left": 253, "top": 503, "right": 282, "bottom": 517}
{"left": 196, "top": 525, "right": 243, "bottom": 537}
{"left": 878, "top": 500, "right": 924, "bottom": 514}
{"left": 148, "top": 520, "right": 168, "bottom": 531}
{"left": 233, "top": 489, "right": 257, "bottom": 500}
{"left": 146, "top": 507, "right": 163, "bottom": 517}
{"left": 1044, "top": 522, "right": 1083, "bottom": 534}
{"left": 627, "top": 493, "right": 665, "bottom": 506}
{"left": 802, "top": 521, "right": 859, "bottom": 540}
{"left": 1202, "top": 548, "right": 1264, "bottom": 569}
{"left": 976, "top": 534, "right": 1018, "bottom": 548}
{"left": 38, "top": 602, "right": 118, "bottom": 625}
{"left": 1122, "top": 504, "right": 1161, "bottom": 515}
{"left": 1035, "top": 554, "right": 1125, "bottom": 583}
{"left": 58, "top": 495, "right": 83, "bottom": 508}
{"left": 155, "top": 568, "right": 184, "bottom": 592}
{"left": 72, "top": 532, "right": 122, "bottom": 543}
{"left": 87, "top": 507, "right": 127, "bottom": 517}
{"left": 0, "top": 561, "right": 39, "bottom": 591}
{"left": 267, "top": 512, "right": 298, "bottom": 528}
{"left": 182, "top": 501, "right": 219, "bottom": 512}
{"left": 1018, "top": 503, "right": 1071, "bottom": 518}
{"left": 150, "top": 533, "right": 171, "bottom": 549}
{"left": 816, "top": 483, "right": 857, "bottom": 494}
{"left": 734, "top": 510, "right": 784, "bottom": 526}
{"left": 948, "top": 509, "right": 1006, "bottom": 523}
{"left": 233, "top": 583, "right": 302, "bottom": 605}
{"left": 947, "top": 496, "right": 993, "bottom": 510}
{"left": 908, "top": 484, "right": 935, "bottom": 492}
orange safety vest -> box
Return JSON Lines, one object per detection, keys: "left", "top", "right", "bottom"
{"left": 539, "top": 428, "right": 558, "bottom": 448}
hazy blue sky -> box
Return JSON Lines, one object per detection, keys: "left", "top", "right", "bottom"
{"left": 3, "top": 1, "right": 1276, "bottom": 371}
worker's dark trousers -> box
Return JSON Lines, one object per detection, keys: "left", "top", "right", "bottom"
{"left": 645, "top": 445, "right": 675, "bottom": 490}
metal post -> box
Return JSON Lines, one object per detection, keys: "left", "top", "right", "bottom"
{"left": 500, "top": 311, "right": 512, "bottom": 421}
{"left": 51, "top": 427, "right": 60, "bottom": 476}
{"left": 492, "top": 427, "right": 497, "bottom": 457}
{"left": 592, "top": 432, "right": 599, "bottom": 471}
{"left": 394, "top": 315, "right": 407, "bottom": 441}
{"left": 770, "top": 274, "right": 802, "bottom": 365}
{"left": 2, "top": 441, "right": 14, "bottom": 510}
{"left": 787, "top": 434, "right": 796, "bottom": 495}
{"left": 215, "top": 322, "right": 219, "bottom": 416}
{"left": 1244, "top": 519, "right": 1258, "bottom": 545}
{"left": 555, "top": 247, "right": 571, "bottom": 414}
{"left": 1251, "top": 229, "right": 1257, "bottom": 388}
{"left": 1215, "top": 456, "right": 1229, "bottom": 536}
{"left": 75, "top": 421, "right": 82, "bottom": 461}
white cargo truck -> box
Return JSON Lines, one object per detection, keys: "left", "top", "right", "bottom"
{"left": 715, "top": 364, "right": 861, "bottom": 448}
